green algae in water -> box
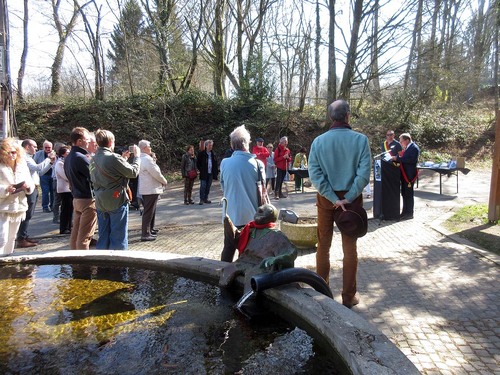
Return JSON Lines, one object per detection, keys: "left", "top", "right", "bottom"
{"left": 0, "top": 264, "right": 341, "bottom": 374}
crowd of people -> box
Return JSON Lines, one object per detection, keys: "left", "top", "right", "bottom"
{"left": 0, "top": 101, "right": 420, "bottom": 309}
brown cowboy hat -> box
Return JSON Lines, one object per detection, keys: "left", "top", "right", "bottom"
{"left": 333, "top": 204, "right": 368, "bottom": 238}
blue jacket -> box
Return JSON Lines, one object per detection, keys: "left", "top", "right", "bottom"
{"left": 395, "top": 142, "right": 420, "bottom": 180}
{"left": 33, "top": 150, "right": 53, "bottom": 177}
{"left": 220, "top": 151, "right": 265, "bottom": 227}
{"left": 309, "top": 127, "right": 371, "bottom": 203}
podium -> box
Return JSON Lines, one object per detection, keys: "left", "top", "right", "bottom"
{"left": 373, "top": 159, "right": 401, "bottom": 220}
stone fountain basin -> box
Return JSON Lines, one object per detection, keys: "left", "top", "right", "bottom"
{"left": 280, "top": 217, "right": 318, "bottom": 249}
{"left": 0, "top": 250, "right": 419, "bottom": 375}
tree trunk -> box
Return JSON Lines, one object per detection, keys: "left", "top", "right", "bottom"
{"left": 79, "top": 0, "right": 105, "bottom": 100}
{"left": 326, "top": 0, "right": 336, "bottom": 108}
{"left": 404, "top": 0, "right": 423, "bottom": 91}
{"left": 471, "top": 0, "right": 487, "bottom": 95}
{"left": 16, "top": 0, "right": 28, "bottom": 103}
{"left": 50, "top": 0, "right": 82, "bottom": 98}
{"left": 314, "top": 0, "right": 321, "bottom": 106}
{"left": 213, "top": 0, "right": 226, "bottom": 97}
{"left": 369, "top": 0, "right": 381, "bottom": 101}
{"left": 142, "top": 0, "right": 177, "bottom": 94}
{"left": 339, "top": 0, "right": 363, "bottom": 100}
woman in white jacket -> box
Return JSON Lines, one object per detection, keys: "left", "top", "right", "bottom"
{"left": 138, "top": 140, "right": 167, "bottom": 241}
{"left": 0, "top": 138, "right": 35, "bottom": 256}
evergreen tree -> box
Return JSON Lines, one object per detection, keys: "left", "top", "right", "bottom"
{"left": 107, "top": 0, "right": 156, "bottom": 96}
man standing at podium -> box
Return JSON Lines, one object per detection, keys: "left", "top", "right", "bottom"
{"left": 392, "top": 133, "right": 420, "bottom": 220}
{"left": 382, "top": 130, "right": 402, "bottom": 156}
{"left": 309, "top": 99, "right": 371, "bottom": 308}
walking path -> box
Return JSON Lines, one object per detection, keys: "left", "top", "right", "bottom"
{"left": 17, "top": 168, "right": 500, "bottom": 374}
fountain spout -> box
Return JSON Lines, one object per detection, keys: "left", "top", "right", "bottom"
{"left": 250, "top": 268, "right": 333, "bottom": 299}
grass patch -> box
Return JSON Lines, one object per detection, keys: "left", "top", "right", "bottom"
{"left": 444, "top": 204, "right": 500, "bottom": 256}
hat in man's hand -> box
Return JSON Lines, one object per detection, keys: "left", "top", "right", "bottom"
{"left": 333, "top": 204, "right": 368, "bottom": 238}
{"left": 256, "top": 137, "right": 264, "bottom": 142}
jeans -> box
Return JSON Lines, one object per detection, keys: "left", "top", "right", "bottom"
{"left": 96, "top": 202, "right": 129, "bottom": 250}
{"left": 16, "top": 189, "right": 38, "bottom": 240}
{"left": 40, "top": 174, "right": 54, "bottom": 210}
{"left": 316, "top": 192, "right": 361, "bottom": 305}
{"left": 71, "top": 198, "right": 97, "bottom": 250}
{"left": 199, "top": 174, "right": 213, "bottom": 202}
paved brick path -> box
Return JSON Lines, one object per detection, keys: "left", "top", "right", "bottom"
{"left": 17, "top": 168, "right": 500, "bottom": 374}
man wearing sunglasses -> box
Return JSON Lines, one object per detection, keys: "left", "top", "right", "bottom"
{"left": 382, "top": 130, "right": 402, "bottom": 156}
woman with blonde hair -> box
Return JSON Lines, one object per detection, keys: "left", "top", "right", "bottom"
{"left": 0, "top": 138, "right": 35, "bottom": 256}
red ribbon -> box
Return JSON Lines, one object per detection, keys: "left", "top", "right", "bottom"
{"left": 237, "top": 221, "right": 276, "bottom": 254}
{"left": 399, "top": 149, "right": 418, "bottom": 186}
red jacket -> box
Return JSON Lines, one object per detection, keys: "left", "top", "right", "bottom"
{"left": 274, "top": 144, "right": 291, "bottom": 170}
{"left": 252, "top": 145, "right": 270, "bottom": 166}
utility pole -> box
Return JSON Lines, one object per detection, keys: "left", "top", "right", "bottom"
{"left": 0, "top": 0, "right": 14, "bottom": 139}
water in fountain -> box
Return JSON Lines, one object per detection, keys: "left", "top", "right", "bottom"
{"left": 0, "top": 263, "right": 341, "bottom": 374}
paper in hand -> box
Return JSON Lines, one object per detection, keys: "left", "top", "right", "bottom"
{"left": 382, "top": 152, "right": 392, "bottom": 162}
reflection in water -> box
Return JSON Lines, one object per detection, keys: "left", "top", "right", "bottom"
{"left": 0, "top": 264, "right": 340, "bottom": 374}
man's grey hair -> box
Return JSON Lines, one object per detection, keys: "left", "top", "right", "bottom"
{"left": 327, "top": 100, "right": 350, "bottom": 122}
{"left": 400, "top": 133, "right": 412, "bottom": 142}
{"left": 279, "top": 136, "right": 288, "bottom": 144}
{"left": 230, "top": 125, "right": 251, "bottom": 151}
{"left": 204, "top": 140, "right": 213, "bottom": 148}
{"left": 138, "top": 140, "right": 150, "bottom": 150}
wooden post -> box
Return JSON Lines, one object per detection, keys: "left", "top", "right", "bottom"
{"left": 488, "top": 110, "right": 500, "bottom": 222}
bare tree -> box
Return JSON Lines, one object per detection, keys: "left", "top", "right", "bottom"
{"left": 470, "top": 0, "right": 489, "bottom": 94}
{"left": 338, "top": 0, "right": 363, "bottom": 99}
{"left": 205, "top": 0, "right": 227, "bottom": 97}
{"left": 141, "top": 0, "right": 177, "bottom": 93}
{"left": 50, "top": 0, "right": 88, "bottom": 98}
{"left": 369, "top": 0, "right": 381, "bottom": 101}
{"left": 178, "top": 0, "right": 206, "bottom": 92}
{"left": 314, "top": 0, "right": 321, "bottom": 106}
{"left": 226, "top": 0, "right": 277, "bottom": 97}
{"left": 326, "top": 0, "right": 336, "bottom": 107}
{"left": 404, "top": 0, "right": 423, "bottom": 91}
{"left": 16, "top": 0, "right": 28, "bottom": 102}
{"left": 78, "top": 0, "right": 105, "bottom": 100}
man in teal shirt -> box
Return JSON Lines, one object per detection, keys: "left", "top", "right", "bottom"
{"left": 308, "top": 100, "right": 371, "bottom": 308}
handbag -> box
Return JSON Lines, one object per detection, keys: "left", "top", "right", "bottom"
{"left": 256, "top": 162, "right": 270, "bottom": 206}
{"left": 187, "top": 169, "right": 198, "bottom": 179}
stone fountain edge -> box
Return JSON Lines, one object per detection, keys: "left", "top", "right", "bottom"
{"left": 0, "top": 250, "right": 419, "bottom": 375}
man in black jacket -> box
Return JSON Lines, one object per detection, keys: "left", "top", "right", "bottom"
{"left": 64, "top": 127, "right": 97, "bottom": 249}
{"left": 196, "top": 140, "right": 218, "bottom": 205}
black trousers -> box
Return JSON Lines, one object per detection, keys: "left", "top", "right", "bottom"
{"left": 59, "top": 192, "right": 73, "bottom": 233}
{"left": 141, "top": 194, "right": 159, "bottom": 236}
{"left": 401, "top": 182, "right": 414, "bottom": 216}
{"left": 275, "top": 168, "right": 287, "bottom": 196}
